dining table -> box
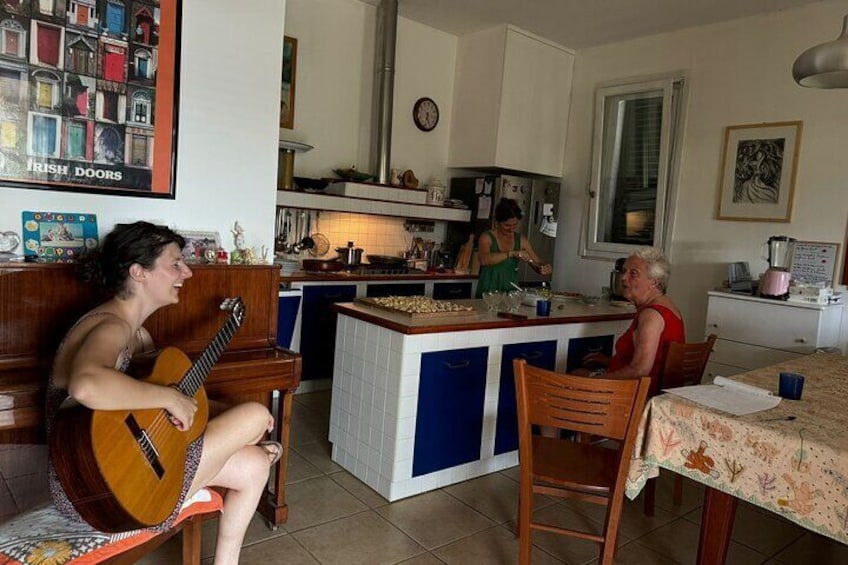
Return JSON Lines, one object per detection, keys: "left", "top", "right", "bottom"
{"left": 625, "top": 351, "right": 848, "bottom": 564}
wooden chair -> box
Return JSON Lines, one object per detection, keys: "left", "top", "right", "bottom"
{"left": 642, "top": 334, "right": 717, "bottom": 516}
{"left": 513, "top": 359, "right": 651, "bottom": 565}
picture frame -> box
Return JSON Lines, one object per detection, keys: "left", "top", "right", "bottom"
{"left": 790, "top": 241, "right": 840, "bottom": 285}
{"left": 716, "top": 121, "right": 803, "bottom": 222}
{"left": 177, "top": 230, "right": 221, "bottom": 263}
{"left": 280, "top": 36, "right": 298, "bottom": 129}
{"left": 21, "top": 211, "right": 98, "bottom": 262}
{"left": 0, "top": 1, "right": 182, "bottom": 199}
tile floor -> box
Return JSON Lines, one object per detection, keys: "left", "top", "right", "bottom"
{"left": 2, "top": 390, "right": 847, "bottom": 564}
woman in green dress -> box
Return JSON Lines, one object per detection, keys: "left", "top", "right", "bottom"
{"left": 476, "top": 198, "right": 552, "bottom": 297}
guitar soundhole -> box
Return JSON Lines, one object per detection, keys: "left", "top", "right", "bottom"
{"left": 124, "top": 414, "right": 165, "bottom": 479}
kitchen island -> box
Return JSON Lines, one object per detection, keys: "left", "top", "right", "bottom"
{"left": 328, "top": 299, "right": 635, "bottom": 501}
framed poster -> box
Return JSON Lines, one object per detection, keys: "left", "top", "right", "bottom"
{"left": 0, "top": 1, "right": 181, "bottom": 198}
{"left": 716, "top": 121, "right": 802, "bottom": 222}
{"left": 280, "top": 35, "right": 297, "bottom": 129}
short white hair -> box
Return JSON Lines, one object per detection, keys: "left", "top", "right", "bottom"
{"left": 630, "top": 247, "right": 670, "bottom": 292}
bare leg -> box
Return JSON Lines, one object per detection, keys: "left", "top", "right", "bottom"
{"left": 188, "top": 402, "right": 276, "bottom": 565}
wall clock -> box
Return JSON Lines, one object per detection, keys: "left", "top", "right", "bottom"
{"left": 413, "top": 97, "right": 439, "bottom": 132}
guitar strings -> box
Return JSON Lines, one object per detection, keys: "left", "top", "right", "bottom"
{"left": 144, "top": 317, "right": 240, "bottom": 442}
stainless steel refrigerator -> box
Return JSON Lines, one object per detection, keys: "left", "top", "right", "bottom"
{"left": 447, "top": 175, "right": 559, "bottom": 285}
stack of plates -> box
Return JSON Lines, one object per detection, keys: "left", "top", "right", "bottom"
{"left": 278, "top": 259, "right": 300, "bottom": 275}
{"left": 443, "top": 199, "right": 468, "bottom": 209}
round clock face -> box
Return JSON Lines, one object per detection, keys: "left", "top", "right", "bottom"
{"left": 413, "top": 97, "right": 439, "bottom": 131}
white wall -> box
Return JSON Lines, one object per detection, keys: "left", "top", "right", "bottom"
{"left": 0, "top": 0, "right": 285, "bottom": 254}
{"left": 283, "top": 0, "right": 457, "bottom": 186}
{"left": 554, "top": 0, "right": 848, "bottom": 339}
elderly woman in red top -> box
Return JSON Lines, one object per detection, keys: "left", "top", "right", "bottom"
{"left": 583, "top": 247, "right": 685, "bottom": 395}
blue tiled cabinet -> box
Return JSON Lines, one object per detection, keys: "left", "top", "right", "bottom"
{"left": 300, "top": 285, "right": 356, "bottom": 381}
{"left": 494, "top": 340, "right": 557, "bottom": 455}
{"left": 413, "top": 346, "right": 488, "bottom": 476}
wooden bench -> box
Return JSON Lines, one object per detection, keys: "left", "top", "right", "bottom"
{"left": 0, "top": 263, "right": 301, "bottom": 563}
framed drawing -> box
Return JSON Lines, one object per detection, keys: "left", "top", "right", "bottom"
{"left": 0, "top": 1, "right": 182, "bottom": 199}
{"left": 280, "top": 36, "right": 297, "bottom": 129}
{"left": 716, "top": 121, "right": 802, "bottom": 222}
{"left": 21, "top": 211, "right": 98, "bottom": 262}
{"left": 177, "top": 230, "right": 221, "bottom": 263}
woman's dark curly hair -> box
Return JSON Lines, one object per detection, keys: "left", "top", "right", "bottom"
{"left": 79, "top": 221, "right": 185, "bottom": 297}
{"left": 494, "top": 197, "right": 523, "bottom": 223}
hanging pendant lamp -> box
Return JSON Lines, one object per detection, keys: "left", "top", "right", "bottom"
{"left": 792, "top": 15, "right": 848, "bottom": 88}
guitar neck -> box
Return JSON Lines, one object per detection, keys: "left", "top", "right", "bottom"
{"left": 178, "top": 315, "right": 240, "bottom": 397}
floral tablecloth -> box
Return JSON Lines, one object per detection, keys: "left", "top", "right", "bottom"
{"left": 626, "top": 352, "right": 848, "bottom": 545}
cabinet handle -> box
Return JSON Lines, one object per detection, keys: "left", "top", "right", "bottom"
{"left": 708, "top": 323, "right": 718, "bottom": 328}
{"left": 443, "top": 360, "right": 471, "bottom": 370}
{"left": 324, "top": 293, "right": 343, "bottom": 299}
{"left": 447, "top": 288, "right": 462, "bottom": 295}
{"left": 519, "top": 351, "right": 543, "bottom": 361}
{"left": 794, "top": 338, "right": 807, "bottom": 344}
{"left": 586, "top": 346, "right": 603, "bottom": 353}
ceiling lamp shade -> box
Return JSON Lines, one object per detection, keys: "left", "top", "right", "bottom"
{"left": 792, "top": 15, "right": 848, "bottom": 88}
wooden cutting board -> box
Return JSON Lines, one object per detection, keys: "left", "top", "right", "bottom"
{"left": 354, "top": 297, "right": 479, "bottom": 319}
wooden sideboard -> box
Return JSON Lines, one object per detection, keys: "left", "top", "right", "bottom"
{"left": 0, "top": 262, "right": 301, "bottom": 528}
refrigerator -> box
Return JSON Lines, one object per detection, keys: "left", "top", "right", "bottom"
{"left": 446, "top": 175, "right": 560, "bottom": 284}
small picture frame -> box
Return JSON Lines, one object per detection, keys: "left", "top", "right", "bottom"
{"left": 716, "top": 121, "right": 802, "bottom": 222}
{"left": 21, "top": 211, "right": 99, "bottom": 262}
{"left": 177, "top": 230, "right": 221, "bottom": 263}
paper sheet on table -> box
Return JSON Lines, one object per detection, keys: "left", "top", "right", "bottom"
{"left": 662, "top": 376, "right": 781, "bottom": 416}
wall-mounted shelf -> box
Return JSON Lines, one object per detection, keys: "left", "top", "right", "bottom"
{"left": 276, "top": 189, "right": 471, "bottom": 222}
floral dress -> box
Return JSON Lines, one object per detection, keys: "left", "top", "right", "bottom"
{"left": 46, "top": 312, "right": 204, "bottom": 533}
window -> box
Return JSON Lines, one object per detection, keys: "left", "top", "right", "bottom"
{"left": 33, "top": 71, "right": 60, "bottom": 108}
{"left": 583, "top": 75, "right": 686, "bottom": 259}
{"left": 131, "top": 90, "right": 150, "bottom": 123}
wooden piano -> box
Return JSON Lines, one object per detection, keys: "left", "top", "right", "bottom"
{"left": 0, "top": 262, "right": 301, "bottom": 528}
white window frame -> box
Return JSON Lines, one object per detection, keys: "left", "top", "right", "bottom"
{"left": 28, "top": 111, "right": 62, "bottom": 158}
{"left": 581, "top": 73, "right": 687, "bottom": 261}
{"left": 0, "top": 19, "right": 26, "bottom": 58}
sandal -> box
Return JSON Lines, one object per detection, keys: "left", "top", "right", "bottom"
{"left": 257, "top": 440, "right": 284, "bottom": 466}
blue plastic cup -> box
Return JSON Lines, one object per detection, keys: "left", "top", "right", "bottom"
{"left": 778, "top": 372, "right": 805, "bottom": 400}
{"left": 536, "top": 299, "right": 552, "bottom": 317}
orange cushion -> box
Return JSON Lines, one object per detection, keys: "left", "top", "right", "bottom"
{"left": 0, "top": 489, "right": 223, "bottom": 565}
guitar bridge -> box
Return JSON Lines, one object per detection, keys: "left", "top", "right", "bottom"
{"left": 125, "top": 414, "right": 165, "bottom": 479}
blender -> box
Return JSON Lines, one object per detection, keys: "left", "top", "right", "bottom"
{"left": 760, "top": 236, "right": 795, "bottom": 299}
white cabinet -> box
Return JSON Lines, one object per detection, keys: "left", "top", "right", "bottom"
{"left": 703, "top": 291, "right": 846, "bottom": 380}
{"left": 448, "top": 26, "right": 574, "bottom": 177}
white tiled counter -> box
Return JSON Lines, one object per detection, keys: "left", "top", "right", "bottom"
{"left": 328, "top": 300, "right": 634, "bottom": 501}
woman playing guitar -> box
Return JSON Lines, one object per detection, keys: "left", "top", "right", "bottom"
{"left": 47, "top": 221, "right": 281, "bottom": 565}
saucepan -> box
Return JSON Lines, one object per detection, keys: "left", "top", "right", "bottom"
{"left": 302, "top": 258, "right": 344, "bottom": 272}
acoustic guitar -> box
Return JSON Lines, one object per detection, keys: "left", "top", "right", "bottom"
{"left": 50, "top": 298, "right": 245, "bottom": 533}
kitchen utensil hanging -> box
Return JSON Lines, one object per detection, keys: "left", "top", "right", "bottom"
{"left": 309, "top": 233, "right": 330, "bottom": 257}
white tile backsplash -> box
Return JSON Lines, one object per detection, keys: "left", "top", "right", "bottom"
{"left": 311, "top": 212, "right": 446, "bottom": 259}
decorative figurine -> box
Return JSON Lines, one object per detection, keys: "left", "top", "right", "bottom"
{"left": 232, "top": 221, "right": 246, "bottom": 251}
{"left": 216, "top": 248, "right": 229, "bottom": 264}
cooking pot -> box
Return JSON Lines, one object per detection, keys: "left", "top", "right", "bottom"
{"left": 302, "top": 258, "right": 344, "bottom": 272}
{"left": 336, "top": 242, "right": 364, "bottom": 266}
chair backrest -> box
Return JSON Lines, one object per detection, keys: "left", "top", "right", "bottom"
{"left": 513, "top": 359, "right": 651, "bottom": 442}
{"left": 658, "top": 334, "right": 717, "bottom": 391}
